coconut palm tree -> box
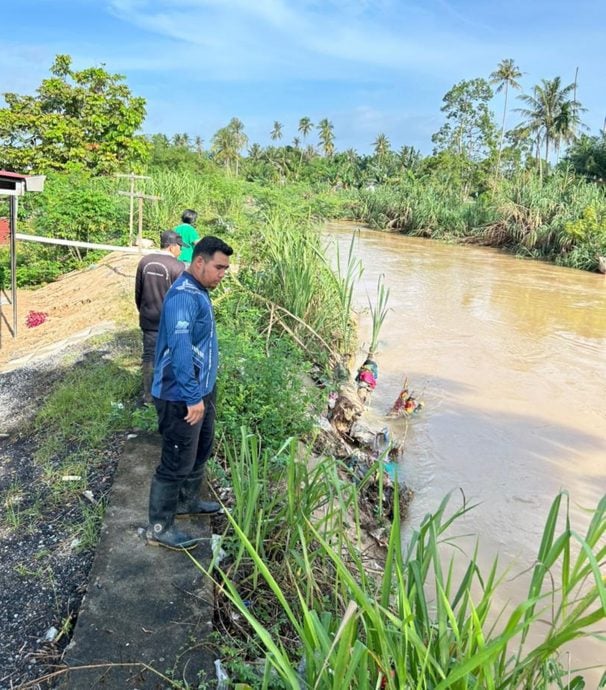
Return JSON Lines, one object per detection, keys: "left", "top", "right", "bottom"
{"left": 270, "top": 121, "right": 283, "bottom": 142}
{"left": 211, "top": 126, "right": 237, "bottom": 174}
{"left": 516, "top": 77, "right": 583, "bottom": 172}
{"left": 211, "top": 118, "right": 248, "bottom": 176}
{"left": 373, "top": 133, "right": 391, "bottom": 160}
{"left": 298, "top": 116, "right": 313, "bottom": 142}
{"left": 489, "top": 58, "right": 522, "bottom": 175}
{"left": 228, "top": 117, "right": 248, "bottom": 176}
{"left": 317, "top": 118, "right": 335, "bottom": 157}
{"left": 247, "top": 142, "right": 263, "bottom": 161}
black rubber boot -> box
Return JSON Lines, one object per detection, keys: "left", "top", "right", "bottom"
{"left": 176, "top": 474, "right": 221, "bottom": 517}
{"left": 146, "top": 478, "right": 199, "bottom": 550}
{"left": 142, "top": 362, "right": 154, "bottom": 405}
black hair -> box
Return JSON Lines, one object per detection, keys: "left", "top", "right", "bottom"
{"left": 193, "top": 235, "right": 234, "bottom": 260}
{"left": 181, "top": 209, "right": 198, "bottom": 225}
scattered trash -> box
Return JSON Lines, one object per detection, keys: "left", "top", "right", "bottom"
{"left": 374, "top": 426, "right": 390, "bottom": 451}
{"left": 215, "top": 659, "right": 230, "bottom": 690}
{"left": 62, "top": 475, "right": 82, "bottom": 482}
{"left": 25, "top": 311, "right": 48, "bottom": 328}
{"left": 126, "top": 433, "right": 138, "bottom": 439}
{"left": 316, "top": 416, "right": 332, "bottom": 432}
{"left": 387, "top": 378, "right": 424, "bottom": 417}
{"left": 356, "top": 357, "right": 379, "bottom": 391}
{"left": 350, "top": 420, "right": 378, "bottom": 447}
{"left": 44, "top": 626, "right": 59, "bottom": 642}
{"left": 82, "top": 490, "right": 95, "bottom": 503}
{"left": 211, "top": 534, "right": 227, "bottom": 564}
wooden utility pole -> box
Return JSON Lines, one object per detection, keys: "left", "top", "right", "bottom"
{"left": 115, "top": 173, "right": 158, "bottom": 246}
{"left": 117, "top": 190, "right": 162, "bottom": 246}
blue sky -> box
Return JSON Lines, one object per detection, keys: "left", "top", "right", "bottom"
{"left": 2, "top": 0, "right": 605, "bottom": 154}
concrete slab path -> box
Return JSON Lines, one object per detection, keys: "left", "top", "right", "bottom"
{"left": 59, "top": 432, "right": 216, "bottom": 689}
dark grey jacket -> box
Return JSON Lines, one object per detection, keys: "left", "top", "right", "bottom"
{"left": 135, "top": 252, "right": 185, "bottom": 330}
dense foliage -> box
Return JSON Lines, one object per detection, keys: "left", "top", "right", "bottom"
{"left": 1, "top": 54, "right": 605, "bottom": 689}
{"left": 0, "top": 55, "right": 148, "bottom": 174}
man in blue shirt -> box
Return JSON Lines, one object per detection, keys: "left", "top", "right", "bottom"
{"left": 147, "top": 235, "right": 233, "bottom": 550}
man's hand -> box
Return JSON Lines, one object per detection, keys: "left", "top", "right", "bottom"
{"left": 185, "top": 400, "right": 205, "bottom": 425}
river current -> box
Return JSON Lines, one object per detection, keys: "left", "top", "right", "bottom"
{"left": 325, "top": 221, "right": 606, "bottom": 683}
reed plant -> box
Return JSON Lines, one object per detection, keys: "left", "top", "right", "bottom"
{"left": 367, "top": 274, "right": 390, "bottom": 357}
{"left": 319, "top": 232, "right": 363, "bottom": 355}
{"left": 140, "top": 168, "right": 247, "bottom": 234}
{"left": 354, "top": 178, "right": 476, "bottom": 238}
{"left": 203, "top": 437, "right": 606, "bottom": 690}
{"left": 483, "top": 170, "right": 605, "bottom": 256}
{"left": 244, "top": 205, "right": 355, "bottom": 361}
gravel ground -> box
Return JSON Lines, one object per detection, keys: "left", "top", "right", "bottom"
{"left": 0, "top": 346, "right": 126, "bottom": 690}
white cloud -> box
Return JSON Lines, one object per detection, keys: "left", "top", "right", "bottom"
{"left": 104, "top": 0, "right": 491, "bottom": 81}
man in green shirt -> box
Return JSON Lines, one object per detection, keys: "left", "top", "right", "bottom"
{"left": 173, "top": 209, "right": 200, "bottom": 263}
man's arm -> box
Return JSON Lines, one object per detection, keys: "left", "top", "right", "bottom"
{"left": 163, "top": 292, "right": 204, "bottom": 407}
{"left": 134, "top": 262, "right": 143, "bottom": 311}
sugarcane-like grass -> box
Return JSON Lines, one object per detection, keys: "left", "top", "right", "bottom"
{"left": 198, "top": 433, "right": 605, "bottom": 689}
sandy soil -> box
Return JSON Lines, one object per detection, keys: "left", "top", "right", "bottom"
{"left": 1, "top": 252, "right": 140, "bottom": 371}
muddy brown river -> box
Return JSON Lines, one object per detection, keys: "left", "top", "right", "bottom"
{"left": 325, "top": 222, "right": 606, "bottom": 683}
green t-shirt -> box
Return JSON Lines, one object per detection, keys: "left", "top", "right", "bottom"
{"left": 173, "top": 223, "right": 200, "bottom": 263}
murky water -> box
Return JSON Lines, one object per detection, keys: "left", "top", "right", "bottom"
{"left": 325, "top": 222, "right": 606, "bottom": 681}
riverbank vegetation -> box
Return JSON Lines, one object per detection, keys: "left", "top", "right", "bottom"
{"left": 1, "top": 55, "right": 605, "bottom": 688}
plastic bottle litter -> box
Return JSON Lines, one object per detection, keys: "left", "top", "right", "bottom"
{"left": 215, "top": 659, "right": 230, "bottom": 689}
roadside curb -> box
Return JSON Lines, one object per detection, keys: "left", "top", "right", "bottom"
{"left": 59, "top": 431, "right": 216, "bottom": 689}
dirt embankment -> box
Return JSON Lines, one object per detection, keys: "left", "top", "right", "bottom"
{"left": 1, "top": 252, "right": 140, "bottom": 372}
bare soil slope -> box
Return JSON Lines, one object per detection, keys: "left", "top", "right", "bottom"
{"left": 1, "top": 252, "right": 140, "bottom": 371}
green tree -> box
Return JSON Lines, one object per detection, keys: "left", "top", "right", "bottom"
{"left": 489, "top": 58, "right": 523, "bottom": 175}
{"left": 372, "top": 133, "right": 391, "bottom": 160}
{"left": 247, "top": 143, "right": 264, "bottom": 161}
{"left": 431, "top": 78, "right": 497, "bottom": 195}
{"left": 211, "top": 117, "right": 248, "bottom": 176}
{"left": 398, "top": 145, "right": 421, "bottom": 171}
{"left": 317, "top": 118, "right": 335, "bottom": 157}
{"left": 563, "top": 131, "right": 606, "bottom": 181}
{"left": 432, "top": 78, "right": 497, "bottom": 160}
{"left": 147, "top": 133, "right": 208, "bottom": 172}
{"left": 270, "top": 121, "right": 283, "bottom": 142}
{"left": 298, "top": 116, "right": 313, "bottom": 142}
{"left": 0, "top": 54, "right": 148, "bottom": 174}
{"left": 516, "top": 77, "right": 583, "bottom": 173}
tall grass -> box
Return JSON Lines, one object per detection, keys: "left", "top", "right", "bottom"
{"left": 367, "top": 274, "right": 390, "bottom": 357}
{"left": 320, "top": 231, "right": 363, "bottom": 355}
{"left": 237, "top": 204, "right": 355, "bottom": 362}
{"left": 202, "top": 433, "right": 606, "bottom": 690}
{"left": 352, "top": 170, "right": 606, "bottom": 271}
{"left": 140, "top": 168, "right": 247, "bottom": 231}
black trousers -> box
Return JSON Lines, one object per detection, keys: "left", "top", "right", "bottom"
{"left": 152, "top": 387, "right": 216, "bottom": 484}
{"left": 142, "top": 329, "right": 158, "bottom": 364}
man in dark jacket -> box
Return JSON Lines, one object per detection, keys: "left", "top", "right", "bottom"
{"left": 134, "top": 230, "right": 185, "bottom": 404}
{"left": 147, "top": 235, "right": 232, "bottom": 551}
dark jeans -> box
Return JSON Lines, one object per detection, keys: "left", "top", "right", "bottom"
{"left": 142, "top": 329, "right": 158, "bottom": 364}
{"left": 152, "top": 388, "right": 216, "bottom": 485}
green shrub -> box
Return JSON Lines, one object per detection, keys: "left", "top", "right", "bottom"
{"left": 217, "top": 312, "right": 322, "bottom": 453}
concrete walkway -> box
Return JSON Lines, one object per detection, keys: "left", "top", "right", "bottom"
{"left": 59, "top": 432, "right": 216, "bottom": 689}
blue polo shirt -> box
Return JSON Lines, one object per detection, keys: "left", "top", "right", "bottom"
{"left": 151, "top": 272, "right": 218, "bottom": 405}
